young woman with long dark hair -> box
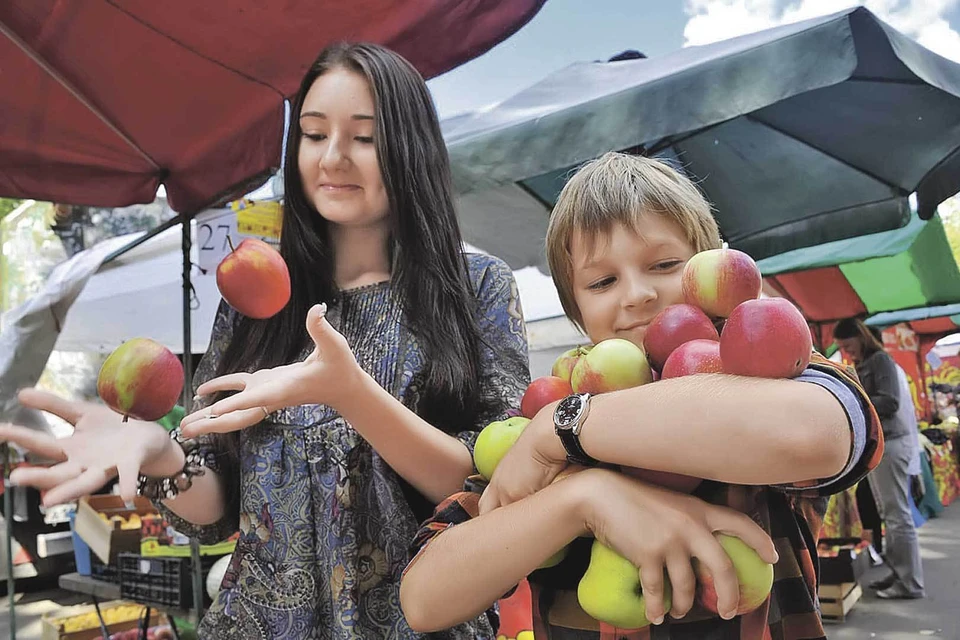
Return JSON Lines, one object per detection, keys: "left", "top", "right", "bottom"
{"left": 3, "top": 43, "right": 529, "bottom": 639}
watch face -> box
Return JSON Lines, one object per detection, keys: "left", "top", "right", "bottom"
{"left": 555, "top": 395, "right": 583, "bottom": 429}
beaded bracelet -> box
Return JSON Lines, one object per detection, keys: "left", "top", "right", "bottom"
{"left": 136, "top": 428, "right": 208, "bottom": 500}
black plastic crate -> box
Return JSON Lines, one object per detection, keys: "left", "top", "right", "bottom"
{"left": 91, "top": 556, "right": 120, "bottom": 584}
{"left": 118, "top": 553, "right": 191, "bottom": 609}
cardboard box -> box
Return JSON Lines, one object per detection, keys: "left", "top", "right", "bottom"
{"left": 41, "top": 600, "right": 160, "bottom": 640}
{"left": 72, "top": 496, "right": 159, "bottom": 565}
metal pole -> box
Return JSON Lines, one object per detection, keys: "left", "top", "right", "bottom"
{"left": 4, "top": 446, "right": 15, "bottom": 640}
{"left": 180, "top": 216, "right": 205, "bottom": 619}
{"left": 102, "top": 215, "right": 181, "bottom": 266}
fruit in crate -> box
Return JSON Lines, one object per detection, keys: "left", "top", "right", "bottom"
{"left": 660, "top": 339, "right": 724, "bottom": 379}
{"left": 97, "top": 338, "right": 184, "bottom": 421}
{"left": 473, "top": 416, "right": 531, "bottom": 480}
{"left": 681, "top": 248, "right": 762, "bottom": 318}
{"left": 521, "top": 376, "right": 573, "bottom": 419}
{"left": 216, "top": 237, "right": 291, "bottom": 319}
{"left": 551, "top": 345, "right": 592, "bottom": 382}
{"left": 720, "top": 298, "right": 812, "bottom": 378}
{"left": 695, "top": 534, "right": 774, "bottom": 615}
{"left": 578, "top": 540, "right": 671, "bottom": 629}
{"left": 643, "top": 304, "right": 719, "bottom": 372}
{"left": 571, "top": 338, "right": 652, "bottom": 394}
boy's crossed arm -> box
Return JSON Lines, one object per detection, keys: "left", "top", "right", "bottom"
{"left": 481, "top": 366, "right": 869, "bottom": 514}
{"left": 399, "top": 468, "right": 778, "bottom": 633}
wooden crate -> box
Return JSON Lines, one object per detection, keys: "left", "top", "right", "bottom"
{"left": 819, "top": 581, "right": 862, "bottom": 622}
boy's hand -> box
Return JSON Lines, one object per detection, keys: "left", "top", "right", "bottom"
{"left": 478, "top": 406, "right": 567, "bottom": 515}
{"left": 577, "top": 469, "right": 779, "bottom": 624}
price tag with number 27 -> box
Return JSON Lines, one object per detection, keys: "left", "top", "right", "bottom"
{"left": 195, "top": 200, "right": 283, "bottom": 273}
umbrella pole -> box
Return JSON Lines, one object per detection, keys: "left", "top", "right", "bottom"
{"left": 180, "top": 215, "right": 205, "bottom": 619}
{"left": 4, "top": 444, "right": 15, "bottom": 640}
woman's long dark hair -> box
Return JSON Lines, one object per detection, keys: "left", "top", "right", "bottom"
{"left": 213, "top": 43, "right": 488, "bottom": 438}
{"left": 833, "top": 317, "right": 884, "bottom": 357}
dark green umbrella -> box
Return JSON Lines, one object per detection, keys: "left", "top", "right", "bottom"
{"left": 449, "top": 7, "right": 960, "bottom": 269}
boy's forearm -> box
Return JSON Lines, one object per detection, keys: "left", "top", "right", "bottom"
{"left": 539, "top": 375, "right": 851, "bottom": 486}
{"left": 400, "top": 474, "right": 590, "bottom": 632}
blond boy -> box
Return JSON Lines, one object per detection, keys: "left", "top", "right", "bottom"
{"left": 401, "top": 153, "right": 882, "bottom": 640}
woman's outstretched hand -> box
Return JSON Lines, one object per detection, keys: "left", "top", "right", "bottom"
{"left": 180, "top": 303, "right": 364, "bottom": 437}
{"left": 0, "top": 389, "right": 182, "bottom": 505}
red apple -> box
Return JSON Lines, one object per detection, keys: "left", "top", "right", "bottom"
{"left": 682, "top": 249, "right": 762, "bottom": 318}
{"left": 521, "top": 376, "right": 574, "bottom": 419}
{"left": 720, "top": 298, "right": 812, "bottom": 378}
{"left": 97, "top": 338, "right": 184, "bottom": 422}
{"left": 216, "top": 238, "right": 291, "bottom": 319}
{"left": 695, "top": 534, "right": 774, "bottom": 615}
{"left": 551, "top": 345, "right": 592, "bottom": 382}
{"left": 571, "top": 339, "right": 653, "bottom": 394}
{"left": 643, "top": 304, "right": 719, "bottom": 372}
{"left": 660, "top": 339, "right": 724, "bottom": 379}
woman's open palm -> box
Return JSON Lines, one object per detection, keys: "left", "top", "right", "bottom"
{"left": 180, "top": 304, "right": 362, "bottom": 437}
{"left": 0, "top": 389, "right": 176, "bottom": 505}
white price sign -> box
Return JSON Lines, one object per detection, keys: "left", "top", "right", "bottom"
{"left": 195, "top": 201, "right": 282, "bottom": 273}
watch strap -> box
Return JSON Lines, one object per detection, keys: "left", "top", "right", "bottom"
{"left": 557, "top": 429, "right": 599, "bottom": 466}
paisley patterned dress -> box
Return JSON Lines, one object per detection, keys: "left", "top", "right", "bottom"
{"left": 156, "top": 254, "right": 530, "bottom": 639}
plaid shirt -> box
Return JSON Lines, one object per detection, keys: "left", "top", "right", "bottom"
{"left": 406, "top": 354, "right": 883, "bottom": 640}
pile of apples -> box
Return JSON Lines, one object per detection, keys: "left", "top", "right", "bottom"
{"left": 96, "top": 237, "right": 291, "bottom": 422}
{"left": 474, "top": 248, "right": 813, "bottom": 629}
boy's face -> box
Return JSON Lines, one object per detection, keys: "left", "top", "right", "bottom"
{"left": 571, "top": 216, "right": 697, "bottom": 347}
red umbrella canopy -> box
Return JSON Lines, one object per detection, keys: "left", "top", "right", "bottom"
{"left": 0, "top": 0, "right": 543, "bottom": 214}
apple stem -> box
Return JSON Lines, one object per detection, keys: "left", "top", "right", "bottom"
{"left": 226, "top": 236, "right": 236, "bottom": 252}
{"left": 122, "top": 415, "right": 129, "bottom": 424}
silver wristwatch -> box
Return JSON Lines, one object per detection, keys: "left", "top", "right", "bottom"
{"left": 553, "top": 393, "right": 599, "bottom": 466}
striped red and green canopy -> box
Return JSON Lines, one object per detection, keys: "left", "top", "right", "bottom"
{"left": 757, "top": 213, "right": 960, "bottom": 347}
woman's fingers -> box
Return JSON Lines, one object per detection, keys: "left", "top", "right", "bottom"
{"left": 10, "top": 462, "right": 81, "bottom": 491}
{"left": 16, "top": 388, "right": 85, "bottom": 425}
{"left": 195, "top": 373, "right": 249, "bottom": 397}
{"left": 116, "top": 456, "right": 144, "bottom": 504}
{"left": 181, "top": 407, "right": 267, "bottom": 438}
{"left": 42, "top": 467, "right": 115, "bottom": 508}
{"left": 0, "top": 423, "right": 66, "bottom": 463}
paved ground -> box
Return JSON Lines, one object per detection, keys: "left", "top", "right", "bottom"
{"left": 0, "top": 503, "right": 957, "bottom": 639}
{"left": 829, "top": 501, "right": 960, "bottom": 640}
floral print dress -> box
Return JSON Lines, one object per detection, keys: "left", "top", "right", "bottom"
{"left": 156, "top": 254, "right": 529, "bottom": 639}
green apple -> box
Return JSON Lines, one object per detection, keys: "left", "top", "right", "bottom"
{"left": 578, "top": 540, "right": 671, "bottom": 629}
{"left": 695, "top": 534, "right": 774, "bottom": 615}
{"left": 538, "top": 545, "right": 570, "bottom": 569}
{"left": 473, "top": 416, "right": 531, "bottom": 481}
{"left": 571, "top": 338, "right": 653, "bottom": 394}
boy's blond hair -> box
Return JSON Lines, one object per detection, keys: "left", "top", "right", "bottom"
{"left": 546, "top": 152, "right": 722, "bottom": 330}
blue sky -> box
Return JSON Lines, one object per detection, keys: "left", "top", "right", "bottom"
{"left": 428, "top": 0, "right": 960, "bottom": 119}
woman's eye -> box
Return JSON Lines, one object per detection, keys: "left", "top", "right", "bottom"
{"left": 588, "top": 277, "right": 615, "bottom": 290}
{"left": 355, "top": 136, "right": 374, "bottom": 144}
{"left": 302, "top": 133, "right": 326, "bottom": 141}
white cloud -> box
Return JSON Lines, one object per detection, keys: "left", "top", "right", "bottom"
{"left": 683, "top": 0, "right": 960, "bottom": 63}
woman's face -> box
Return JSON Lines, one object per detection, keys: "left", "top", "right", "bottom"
{"left": 836, "top": 336, "right": 864, "bottom": 363}
{"left": 297, "top": 67, "right": 389, "bottom": 230}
